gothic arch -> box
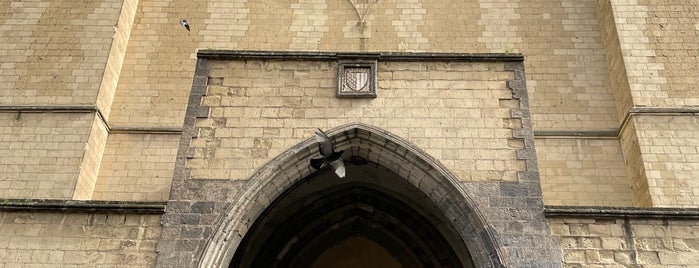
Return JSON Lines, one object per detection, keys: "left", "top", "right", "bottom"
{"left": 198, "top": 123, "right": 505, "bottom": 267}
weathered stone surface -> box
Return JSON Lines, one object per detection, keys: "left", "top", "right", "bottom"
{"left": 2, "top": 1, "right": 699, "bottom": 267}
{"left": 0, "top": 211, "right": 161, "bottom": 267}
{"left": 155, "top": 52, "right": 561, "bottom": 268}
{"left": 548, "top": 210, "right": 699, "bottom": 267}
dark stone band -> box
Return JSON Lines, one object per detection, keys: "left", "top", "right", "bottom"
{"left": 545, "top": 205, "right": 699, "bottom": 220}
{"left": 0, "top": 199, "right": 167, "bottom": 214}
{"left": 197, "top": 50, "right": 524, "bottom": 62}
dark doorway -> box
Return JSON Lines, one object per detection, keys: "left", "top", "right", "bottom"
{"left": 229, "top": 164, "right": 475, "bottom": 268}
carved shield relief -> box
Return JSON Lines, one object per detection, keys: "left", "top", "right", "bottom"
{"left": 337, "top": 61, "right": 377, "bottom": 98}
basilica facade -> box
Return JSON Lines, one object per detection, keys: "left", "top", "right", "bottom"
{"left": 1, "top": 0, "right": 698, "bottom": 267}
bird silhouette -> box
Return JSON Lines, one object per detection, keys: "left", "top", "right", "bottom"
{"left": 310, "top": 128, "right": 345, "bottom": 178}
{"left": 180, "top": 19, "right": 190, "bottom": 31}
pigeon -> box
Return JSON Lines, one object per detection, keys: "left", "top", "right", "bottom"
{"left": 310, "top": 128, "right": 345, "bottom": 178}
{"left": 180, "top": 19, "right": 190, "bottom": 31}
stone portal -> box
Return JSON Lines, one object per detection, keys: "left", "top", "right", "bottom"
{"left": 229, "top": 164, "right": 475, "bottom": 268}
{"left": 155, "top": 51, "right": 561, "bottom": 268}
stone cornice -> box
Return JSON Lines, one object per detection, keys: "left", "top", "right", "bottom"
{"left": 0, "top": 105, "right": 182, "bottom": 134}
{"left": 629, "top": 106, "right": 699, "bottom": 114}
{"left": 197, "top": 49, "right": 524, "bottom": 62}
{"left": 0, "top": 105, "right": 98, "bottom": 112}
{"left": 109, "top": 126, "right": 182, "bottom": 134}
{"left": 0, "top": 199, "right": 167, "bottom": 214}
{"left": 535, "top": 106, "right": 699, "bottom": 138}
{"left": 545, "top": 205, "right": 699, "bottom": 220}
{"left": 534, "top": 130, "right": 618, "bottom": 138}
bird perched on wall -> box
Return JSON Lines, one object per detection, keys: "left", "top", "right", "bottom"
{"left": 180, "top": 19, "right": 190, "bottom": 31}
{"left": 310, "top": 128, "right": 345, "bottom": 178}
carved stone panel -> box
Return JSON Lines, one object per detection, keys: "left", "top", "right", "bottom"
{"left": 337, "top": 61, "right": 377, "bottom": 98}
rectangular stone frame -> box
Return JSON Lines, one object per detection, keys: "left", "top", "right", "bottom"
{"left": 337, "top": 60, "right": 377, "bottom": 98}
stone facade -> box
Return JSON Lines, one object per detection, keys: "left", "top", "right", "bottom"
{"left": 152, "top": 52, "right": 559, "bottom": 267}
{"left": 547, "top": 207, "right": 699, "bottom": 268}
{"left": 0, "top": 112, "right": 96, "bottom": 199}
{"left": 93, "top": 132, "right": 180, "bottom": 201}
{"left": 0, "top": 211, "right": 161, "bottom": 267}
{"left": 0, "top": 200, "right": 164, "bottom": 268}
{"left": 190, "top": 56, "right": 524, "bottom": 182}
{"left": 538, "top": 138, "right": 633, "bottom": 207}
{"left": 0, "top": 0, "right": 698, "bottom": 267}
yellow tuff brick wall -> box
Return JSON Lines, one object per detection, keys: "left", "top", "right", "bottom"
{"left": 3, "top": 0, "right": 694, "bottom": 208}
{"left": 188, "top": 60, "right": 524, "bottom": 182}
{"left": 0, "top": 112, "right": 95, "bottom": 199}
{"left": 620, "top": 118, "right": 652, "bottom": 207}
{"left": 73, "top": 116, "right": 109, "bottom": 200}
{"left": 109, "top": 0, "right": 205, "bottom": 128}
{"left": 0, "top": 211, "right": 161, "bottom": 267}
{"left": 597, "top": 0, "right": 633, "bottom": 122}
{"left": 0, "top": 0, "right": 132, "bottom": 201}
{"left": 634, "top": 115, "right": 699, "bottom": 207}
{"left": 95, "top": 0, "right": 139, "bottom": 121}
{"left": 606, "top": 0, "right": 699, "bottom": 107}
{"left": 516, "top": 0, "right": 618, "bottom": 131}
{"left": 93, "top": 133, "right": 179, "bottom": 201}
{"left": 109, "top": 0, "right": 616, "bottom": 133}
{"left": 538, "top": 138, "right": 633, "bottom": 206}
{"left": 0, "top": 0, "right": 123, "bottom": 105}
{"left": 550, "top": 218, "right": 699, "bottom": 267}
{"left": 601, "top": 0, "right": 699, "bottom": 208}
{"left": 105, "top": 0, "right": 619, "bottom": 205}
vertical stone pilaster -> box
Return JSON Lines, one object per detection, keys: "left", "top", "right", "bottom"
{"left": 72, "top": 114, "right": 109, "bottom": 200}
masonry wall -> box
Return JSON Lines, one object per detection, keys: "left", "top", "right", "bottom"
{"left": 600, "top": 0, "right": 699, "bottom": 207}
{"left": 597, "top": 0, "right": 633, "bottom": 120}
{"left": 549, "top": 216, "right": 699, "bottom": 267}
{"left": 188, "top": 59, "right": 524, "bottom": 182}
{"left": 606, "top": 0, "right": 699, "bottom": 108}
{"left": 634, "top": 115, "right": 699, "bottom": 207}
{"left": 619, "top": 119, "right": 652, "bottom": 207}
{"left": 0, "top": 0, "right": 169, "bottom": 202}
{"left": 0, "top": 0, "right": 693, "bottom": 207}
{"left": 111, "top": 0, "right": 617, "bottom": 132}
{"left": 156, "top": 55, "right": 563, "bottom": 267}
{"left": 73, "top": 115, "right": 109, "bottom": 200}
{"left": 1, "top": 0, "right": 698, "bottom": 266}
{"left": 538, "top": 138, "right": 633, "bottom": 206}
{"left": 0, "top": 0, "right": 123, "bottom": 106}
{"left": 93, "top": 133, "right": 179, "bottom": 201}
{"left": 101, "top": 0, "right": 629, "bottom": 206}
{"left": 95, "top": 0, "right": 139, "bottom": 121}
{"left": 0, "top": 0, "right": 127, "bottom": 199}
{"left": 0, "top": 0, "right": 633, "bottom": 206}
{"left": 0, "top": 211, "right": 161, "bottom": 268}
{"left": 0, "top": 112, "right": 94, "bottom": 199}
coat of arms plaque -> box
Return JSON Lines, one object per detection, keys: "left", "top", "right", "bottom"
{"left": 337, "top": 61, "right": 377, "bottom": 98}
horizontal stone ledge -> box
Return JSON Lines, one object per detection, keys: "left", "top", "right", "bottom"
{"left": 110, "top": 126, "right": 183, "bottom": 134}
{"left": 0, "top": 199, "right": 167, "bottom": 214}
{"left": 545, "top": 205, "right": 699, "bottom": 220}
{"left": 197, "top": 49, "right": 524, "bottom": 62}
{"left": 534, "top": 130, "right": 618, "bottom": 138}
{"left": 0, "top": 105, "right": 97, "bottom": 112}
{"left": 630, "top": 107, "right": 699, "bottom": 114}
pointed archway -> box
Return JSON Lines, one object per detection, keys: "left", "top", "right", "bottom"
{"left": 198, "top": 123, "right": 504, "bottom": 268}
{"left": 230, "top": 168, "right": 472, "bottom": 267}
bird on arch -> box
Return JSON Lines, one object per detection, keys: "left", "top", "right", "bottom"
{"left": 310, "top": 128, "right": 345, "bottom": 178}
